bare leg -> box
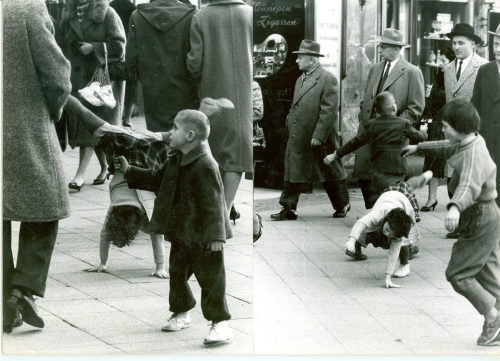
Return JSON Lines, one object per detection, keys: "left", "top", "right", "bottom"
{"left": 222, "top": 171, "right": 242, "bottom": 213}
{"left": 70, "top": 146, "right": 94, "bottom": 186}
{"left": 151, "top": 233, "right": 167, "bottom": 278}
{"left": 94, "top": 148, "right": 108, "bottom": 181}
{"left": 423, "top": 177, "right": 439, "bottom": 207}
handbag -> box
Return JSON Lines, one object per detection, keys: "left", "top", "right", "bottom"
{"left": 78, "top": 44, "right": 116, "bottom": 109}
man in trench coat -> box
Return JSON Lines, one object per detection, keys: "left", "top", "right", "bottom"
{"left": 355, "top": 29, "right": 425, "bottom": 209}
{"left": 3, "top": 0, "right": 71, "bottom": 332}
{"left": 271, "top": 40, "right": 350, "bottom": 221}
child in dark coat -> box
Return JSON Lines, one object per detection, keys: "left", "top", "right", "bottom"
{"left": 114, "top": 109, "right": 234, "bottom": 345}
{"left": 403, "top": 99, "right": 500, "bottom": 346}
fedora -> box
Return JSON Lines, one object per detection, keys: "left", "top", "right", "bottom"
{"left": 488, "top": 24, "right": 500, "bottom": 38}
{"left": 292, "top": 39, "right": 325, "bottom": 57}
{"left": 378, "top": 28, "right": 408, "bottom": 47}
{"left": 446, "top": 23, "right": 482, "bottom": 44}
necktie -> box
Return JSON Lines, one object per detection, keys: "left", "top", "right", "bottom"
{"left": 456, "top": 60, "right": 463, "bottom": 81}
{"left": 377, "top": 61, "right": 391, "bottom": 94}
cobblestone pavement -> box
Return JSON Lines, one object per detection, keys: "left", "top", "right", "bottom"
{"left": 254, "top": 183, "right": 500, "bottom": 356}
{"left": 2, "top": 116, "right": 253, "bottom": 356}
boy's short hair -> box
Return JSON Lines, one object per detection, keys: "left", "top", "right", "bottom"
{"left": 106, "top": 205, "right": 143, "bottom": 248}
{"left": 177, "top": 109, "right": 210, "bottom": 141}
{"left": 440, "top": 99, "right": 480, "bottom": 134}
{"left": 374, "top": 91, "right": 396, "bottom": 115}
{"left": 384, "top": 207, "right": 412, "bottom": 238}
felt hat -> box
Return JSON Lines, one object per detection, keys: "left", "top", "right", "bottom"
{"left": 446, "top": 23, "right": 482, "bottom": 44}
{"left": 378, "top": 28, "right": 408, "bottom": 47}
{"left": 488, "top": 24, "right": 500, "bottom": 38}
{"left": 292, "top": 39, "right": 325, "bottom": 57}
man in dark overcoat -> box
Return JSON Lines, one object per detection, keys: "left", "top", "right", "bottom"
{"left": 471, "top": 24, "right": 500, "bottom": 207}
{"left": 271, "top": 40, "right": 350, "bottom": 221}
{"left": 355, "top": 29, "right": 425, "bottom": 209}
{"left": 126, "top": 0, "right": 198, "bottom": 132}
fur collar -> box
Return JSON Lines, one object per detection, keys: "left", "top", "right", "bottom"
{"left": 63, "top": 0, "right": 109, "bottom": 23}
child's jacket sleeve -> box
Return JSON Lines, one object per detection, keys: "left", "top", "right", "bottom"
{"left": 125, "top": 164, "right": 165, "bottom": 194}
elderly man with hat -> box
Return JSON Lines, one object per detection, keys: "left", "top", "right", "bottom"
{"left": 271, "top": 40, "right": 350, "bottom": 221}
{"left": 472, "top": 25, "right": 500, "bottom": 208}
{"left": 355, "top": 28, "right": 425, "bottom": 210}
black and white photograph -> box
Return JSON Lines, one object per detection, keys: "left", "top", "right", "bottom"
{"left": 2, "top": 0, "right": 500, "bottom": 357}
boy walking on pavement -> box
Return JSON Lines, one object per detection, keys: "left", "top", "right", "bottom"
{"left": 114, "top": 109, "right": 233, "bottom": 345}
{"left": 403, "top": 99, "right": 500, "bottom": 346}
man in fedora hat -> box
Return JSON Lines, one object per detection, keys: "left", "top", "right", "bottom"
{"left": 441, "top": 23, "right": 487, "bottom": 238}
{"left": 355, "top": 28, "right": 425, "bottom": 209}
{"left": 471, "top": 24, "right": 500, "bottom": 209}
{"left": 270, "top": 39, "right": 350, "bottom": 221}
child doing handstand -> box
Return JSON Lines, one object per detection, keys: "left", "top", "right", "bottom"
{"left": 403, "top": 99, "right": 500, "bottom": 347}
{"left": 114, "top": 109, "right": 234, "bottom": 345}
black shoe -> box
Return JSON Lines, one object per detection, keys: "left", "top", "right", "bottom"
{"left": 230, "top": 206, "right": 240, "bottom": 224}
{"left": 270, "top": 208, "right": 297, "bottom": 221}
{"left": 408, "top": 245, "right": 420, "bottom": 260}
{"left": 3, "top": 308, "right": 23, "bottom": 333}
{"left": 421, "top": 200, "right": 438, "bottom": 212}
{"left": 333, "top": 204, "right": 351, "bottom": 218}
{"left": 6, "top": 288, "right": 44, "bottom": 328}
{"left": 446, "top": 230, "right": 459, "bottom": 239}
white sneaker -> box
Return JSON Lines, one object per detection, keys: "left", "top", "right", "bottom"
{"left": 393, "top": 264, "right": 411, "bottom": 278}
{"left": 161, "top": 312, "right": 191, "bottom": 332}
{"left": 203, "top": 320, "right": 233, "bottom": 345}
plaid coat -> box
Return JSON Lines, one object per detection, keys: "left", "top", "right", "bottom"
{"left": 3, "top": 0, "right": 71, "bottom": 221}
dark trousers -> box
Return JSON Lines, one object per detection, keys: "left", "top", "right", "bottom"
{"left": 3, "top": 220, "right": 58, "bottom": 300}
{"left": 445, "top": 201, "right": 500, "bottom": 315}
{"left": 169, "top": 241, "right": 231, "bottom": 323}
{"left": 358, "top": 179, "right": 378, "bottom": 209}
{"left": 279, "top": 180, "right": 349, "bottom": 212}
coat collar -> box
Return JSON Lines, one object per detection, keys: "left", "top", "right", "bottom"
{"left": 445, "top": 54, "right": 484, "bottom": 93}
{"left": 292, "top": 65, "right": 324, "bottom": 105}
{"left": 180, "top": 142, "right": 210, "bottom": 166}
{"left": 381, "top": 56, "right": 407, "bottom": 92}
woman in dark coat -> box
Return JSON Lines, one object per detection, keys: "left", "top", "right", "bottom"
{"left": 60, "top": 0, "right": 126, "bottom": 190}
{"left": 421, "top": 48, "right": 455, "bottom": 211}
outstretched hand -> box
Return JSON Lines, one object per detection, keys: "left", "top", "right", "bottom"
{"left": 401, "top": 145, "right": 418, "bottom": 158}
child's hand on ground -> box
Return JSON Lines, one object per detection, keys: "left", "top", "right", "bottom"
{"left": 385, "top": 274, "right": 402, "bottom": 288}
{"left": 401, "top": 145, "right": 418, "bottom": 157}
{"left": 113, "top": 156, "right": 129, "bottom": 174}
{"left": 84, "top": 263, "right": 107, "bottom": 273}
{"left": 151, "top": 269, "right": 168, "bottom": 279}
{"left": 445, "top": 205, "right": 460, "bottom": 232}
{"left": 344, "top": 237, "right": 356, "bottom": 254}
{"left": 209, "top": 241, "right": 224, "bottom": 252}
{"left": 323, "top": 152, "right": 337, "bottom": 165}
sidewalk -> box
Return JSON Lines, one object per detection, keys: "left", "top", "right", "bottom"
{"left": 254, "top": 184, "right": 500, "bottom": 355}
{"left": 3, "top": 116, "right": 253, "bottom": 355}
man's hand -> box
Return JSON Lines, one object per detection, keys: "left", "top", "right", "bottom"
{"left": 323, "top": 151, "right": 337, "bottom": 165}
{"left": 385, "top": 274, "right": 402, "bottom": 288}
{"left": 151, "top": 269, "right": 169, "bottom": 279}
{"left": 78, "top": 42, "right": 93, "bottom": 56}
{"left": 445, "top": 205, "right": 460, "bottom": 232}
{"left": 311, "top": 138, "right": 322, "bottom": 147}
{"left": 84, "top": 263, "right": 107, "bottom": 273}
{"left": 114, "top": 156, "right": 129, "bottom": 174}
{"left": 209, "top": 241, "right": 224, "bottom": 252}
{"left": 401, "top": 145, "right": 418, "bottom": 158}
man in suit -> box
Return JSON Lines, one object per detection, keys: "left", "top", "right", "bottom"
{"left": 444, "top": 23, "right": 487, "bottom": 238}
{"left": 271, "top": 40, "right": 350, "bottom": 221}
{"left": 472, "top": 24, "right": 500, "bottom": 208}
{"left": 355, "top": 28, "right": 425, "bottom": 209}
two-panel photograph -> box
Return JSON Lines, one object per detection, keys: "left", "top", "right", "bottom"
{"left": 2, "top": 0, "right": 500, "bottom": 357}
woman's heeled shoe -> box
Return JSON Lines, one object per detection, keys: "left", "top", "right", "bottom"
{"left": 253, "top": 214, "right": 263, "bottom": 243}
{"left": 68, "top": 180, "right": 85, "bottom": 192}
{"left": 229, "top": 206, "right": 240, "bottom": 224}
{"left": 92, "top": 172, "right": 110, "bottom": 185}
{"left": 421, "top": 200, "right": 438, "bottom": 212}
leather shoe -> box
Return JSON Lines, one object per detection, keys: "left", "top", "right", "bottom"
{"left": 333, "top": 203, "right": 351, "bottom": 218}
{"left": 446, "top": 230, "right": 459, "bottom": 239}
{"left": 270, "top": 208, "right": 297, "bottom": 221}
{"left": 3, "top": 308, "right": 23, "bottom": 333}
{"left": 6, "top": 288, "right": 44, "bottom": 328}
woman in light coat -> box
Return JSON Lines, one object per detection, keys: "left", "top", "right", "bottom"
{"left": 60, "top": 0, "right": 126, "bottom": 190}
{"left": 3, "top": 0, "right": 72, "bottom": 331}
